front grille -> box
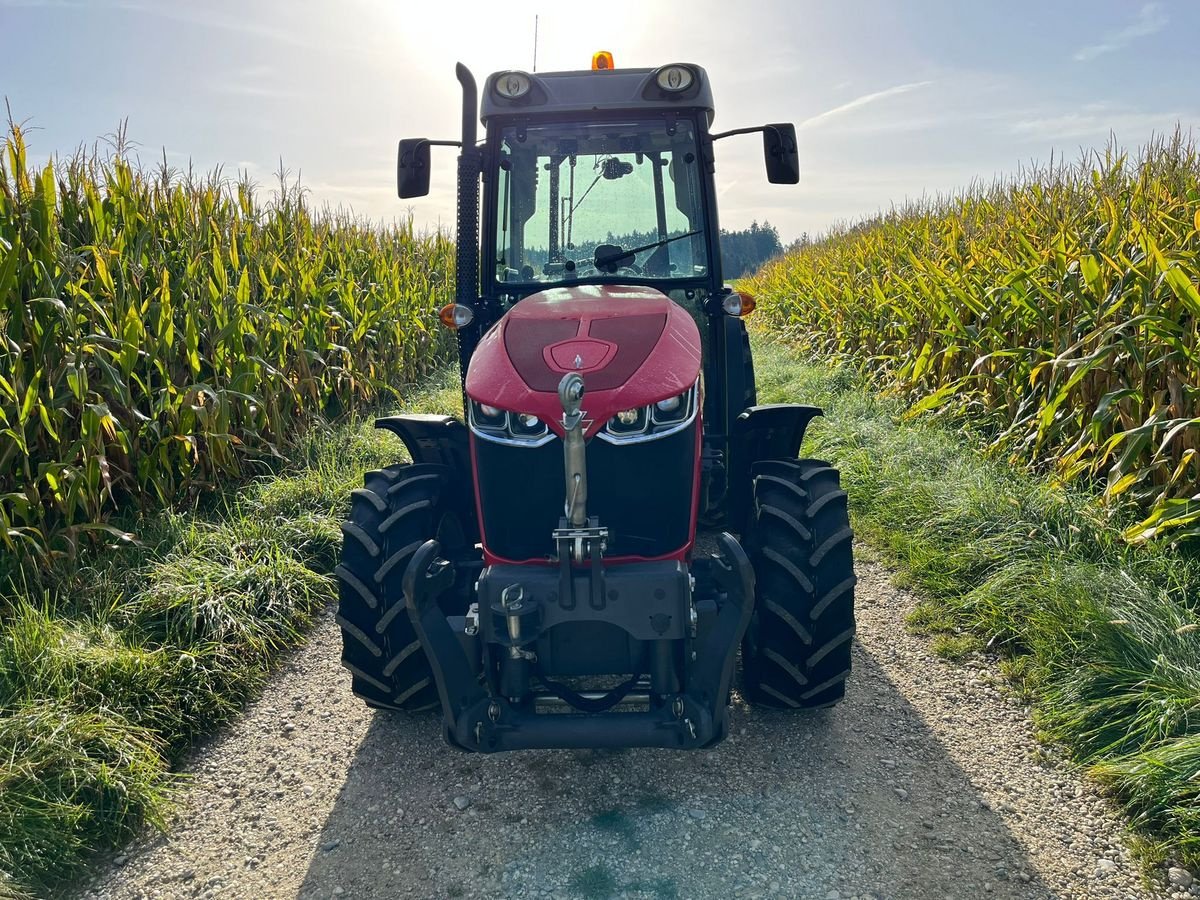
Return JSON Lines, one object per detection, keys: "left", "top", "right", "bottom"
{"left": 474, "top": 420, "right": 697, "bottom": 560}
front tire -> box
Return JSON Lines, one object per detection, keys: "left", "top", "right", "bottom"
{"left": 336, "top": 463, "right": 472, "bottom": 711}
{"left": 741, "top": 459, "right": 856, "bottom": 708}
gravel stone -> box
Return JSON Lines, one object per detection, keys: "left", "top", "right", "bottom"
{"left": 78, "top": 560, "right": 1173, "bottom": 900}
{"left": 1168, "top": 868, "right": 1193, "bottom": 889}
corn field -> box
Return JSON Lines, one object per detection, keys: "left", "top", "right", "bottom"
{"left": 749, "top": 133, "right": 1200, "bottom": 544}
{"left": 0, "top": 124, "right": 455, "bottom": 567}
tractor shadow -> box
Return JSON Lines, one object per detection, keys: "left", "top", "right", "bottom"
{"left": 297, "top": 642, "right": 1062, "bottom": 900}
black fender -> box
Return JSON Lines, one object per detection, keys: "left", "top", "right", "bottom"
{"left": 375, "top": 413, "right": 473, "bottom": 480}
{"left": 724, "top": 314, "right": 757, "bottom": 418}
{"left": 728, "top": 404, "right": 823, "bottom": 535}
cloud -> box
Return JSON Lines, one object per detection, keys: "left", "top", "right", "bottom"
{"left": 799, "top": 81, "right": 934, "bottom": 130}
{"left": 1073, "top": 3, "right": 1167, "bottom": 62}
{"left": 209, "top": 81, "right": 298, "bottom": 99}
{"left": 1006, "top": 106, "right": 1195, "bottom": 142}
{"left": 0, "top": 0, "right": 333, "bottom": 52}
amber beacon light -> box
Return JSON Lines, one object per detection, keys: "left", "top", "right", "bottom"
{"left": 591, "top": 50, "right": 615, "bottom": 70}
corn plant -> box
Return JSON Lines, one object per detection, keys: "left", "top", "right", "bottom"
{"left": 749, "top": 132, "right": 1200, "bottom": 544}
{"left": 0, "top": 123, "right": 455, "bottom": 569}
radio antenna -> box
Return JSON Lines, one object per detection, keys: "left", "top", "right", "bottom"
{"left": 532, "top": 14, "right": 539, "bottom": 72}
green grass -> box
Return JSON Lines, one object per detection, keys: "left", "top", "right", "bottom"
{"left": 0, "top": 370, "right": 461, "bottom": 899}
{"left": 752, "top": 331, "right": 1200, "bottom": 870}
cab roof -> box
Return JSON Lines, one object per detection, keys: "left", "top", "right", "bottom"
{"left": 480, "top": 64, "right": 715, "bottom": 127}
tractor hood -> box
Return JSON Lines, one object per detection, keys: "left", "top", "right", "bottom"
{"left": 465, "top": 285, "right": 702, "bottom": 440}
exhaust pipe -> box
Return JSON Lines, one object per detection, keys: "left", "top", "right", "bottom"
{"left": 454, "top": 63, "right": 479, "bottom": 309}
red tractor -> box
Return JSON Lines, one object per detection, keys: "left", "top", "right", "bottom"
{"left": 337, "top": 57, "right": 856, "bottom": 752}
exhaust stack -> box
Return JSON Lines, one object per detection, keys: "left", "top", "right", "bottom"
{"left": 454, "top": 63, "right": 479, "bottom": 310}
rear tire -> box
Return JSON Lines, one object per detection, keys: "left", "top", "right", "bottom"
{"left": 336, "top": 463, "right": 472, "bottom": 711}
{"left": 741, "top": 459, "right": 856, "bottom": 708}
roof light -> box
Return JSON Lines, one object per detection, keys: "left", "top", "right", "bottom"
{"left": 495, "top": 71, "right": 531, "bottom": 99}
{"left": 592, "top": 51, "right": 615, "bottom": 70}
{"left": 439, "top": 303, "right": 475, "bottom": 329}
{"left": 655, "top": 65, "right": 693, "bottom": 92}
{"left": 722, "top": 292, "right": 756, "bottom": 317}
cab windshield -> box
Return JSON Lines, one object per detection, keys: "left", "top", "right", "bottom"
{"left": 493, "top": 117, "right": 708, "bottom": 287}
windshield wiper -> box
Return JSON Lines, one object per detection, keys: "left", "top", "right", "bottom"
{"left": 590, "top": 230, "right": 702, "bottom": 271}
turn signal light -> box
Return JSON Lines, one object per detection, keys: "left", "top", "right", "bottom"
{"left": 439, "top": 303, "right": 475, "bottom": 329}
{"left": 592, "top": 50, "right": 615, "bottom": 70}
{"left": 722, "top": 292, "right": 756, "bottom": 316}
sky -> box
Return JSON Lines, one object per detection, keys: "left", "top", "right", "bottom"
{"left": 2, "top": 0, "right": 1198, "bottom": 243}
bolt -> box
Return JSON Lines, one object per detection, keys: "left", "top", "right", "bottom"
{"left": 488, "top": 701, "right": 501, "bottom": 723}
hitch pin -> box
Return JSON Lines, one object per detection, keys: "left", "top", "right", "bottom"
{"left": 501, "top": 584, "right": 525, "bottom": 648}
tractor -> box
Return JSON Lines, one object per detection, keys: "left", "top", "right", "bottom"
{"left": 336, "top": 54, "right": 856, "bottom": 752}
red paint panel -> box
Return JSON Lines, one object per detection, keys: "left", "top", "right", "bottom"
{"left": 584, "top": 314, "right": 666, "bottom": 390}
{"left": 465, "top": 285, "right": 701, "bottom": 439}
{"left": 503, "top": 318, "right": 580, "bottom": 391}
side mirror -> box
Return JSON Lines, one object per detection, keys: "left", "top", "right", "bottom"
{"left": 397, "top": 138, "right": 431, "bottom": 198}
{"left": 763, "top": 123, "right": 800, "bottom": 185}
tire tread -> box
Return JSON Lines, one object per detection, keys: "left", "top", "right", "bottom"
{"left": 336, "top": 463, "right": 472, "bottom": 711}
{"left": 742, "top": 458, "right": 856, "bottom": 709}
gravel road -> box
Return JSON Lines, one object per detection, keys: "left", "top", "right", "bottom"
{"left": 78, "top": 556, "right": 1192, "bottom": 900}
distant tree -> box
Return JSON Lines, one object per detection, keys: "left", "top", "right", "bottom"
{"left": 719, "top": 221, "right": 783, "bottom": 278}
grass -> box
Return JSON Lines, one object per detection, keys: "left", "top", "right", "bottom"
{"left": 751, "top": 332, "right": 1200, "bottom": 871}
{"left": 0, "top": 368, "right": 462, "bottom": 899}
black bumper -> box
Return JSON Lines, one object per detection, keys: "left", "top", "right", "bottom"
{"left": 402, "top": 534, "right": 755, "bottom": 753}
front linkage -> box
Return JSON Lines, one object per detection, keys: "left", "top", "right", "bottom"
{"left": 402, "top": 375, "right": 755, "bottom": 753}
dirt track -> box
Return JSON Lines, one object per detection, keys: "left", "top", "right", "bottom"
{"left": 79, "top": 557, "right": 1179, "bottom": 900}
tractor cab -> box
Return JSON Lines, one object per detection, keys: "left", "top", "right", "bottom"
{"left": 397, "top": 58, "right": 800, "bottom": 498}
{"left": 334, "top": 56, "right": 855, "bottom": 754}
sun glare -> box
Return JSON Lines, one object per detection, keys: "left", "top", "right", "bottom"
{"left": 370, "top": 0, "right": 670, "bottom": 74}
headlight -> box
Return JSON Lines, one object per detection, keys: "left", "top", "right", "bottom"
{"left": 598, "top": 385, "right": 697, "bottom": 444}
{"left": 511, "top": 412, "right": 545, "bottom": 436}
{"left": 607, "top": 407, "right": 649, "bottom": 436}
{"left": 651, "top": 391, "right": 690, "bottom": 425}
{"left": 655, "top": 65, "right": 694, "bottom": 93}
{"left": 495, "top": 71, "right": 532, "bottom": 99}
{"left": 469, "top": 401, "right": 554, "bottom": 446}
